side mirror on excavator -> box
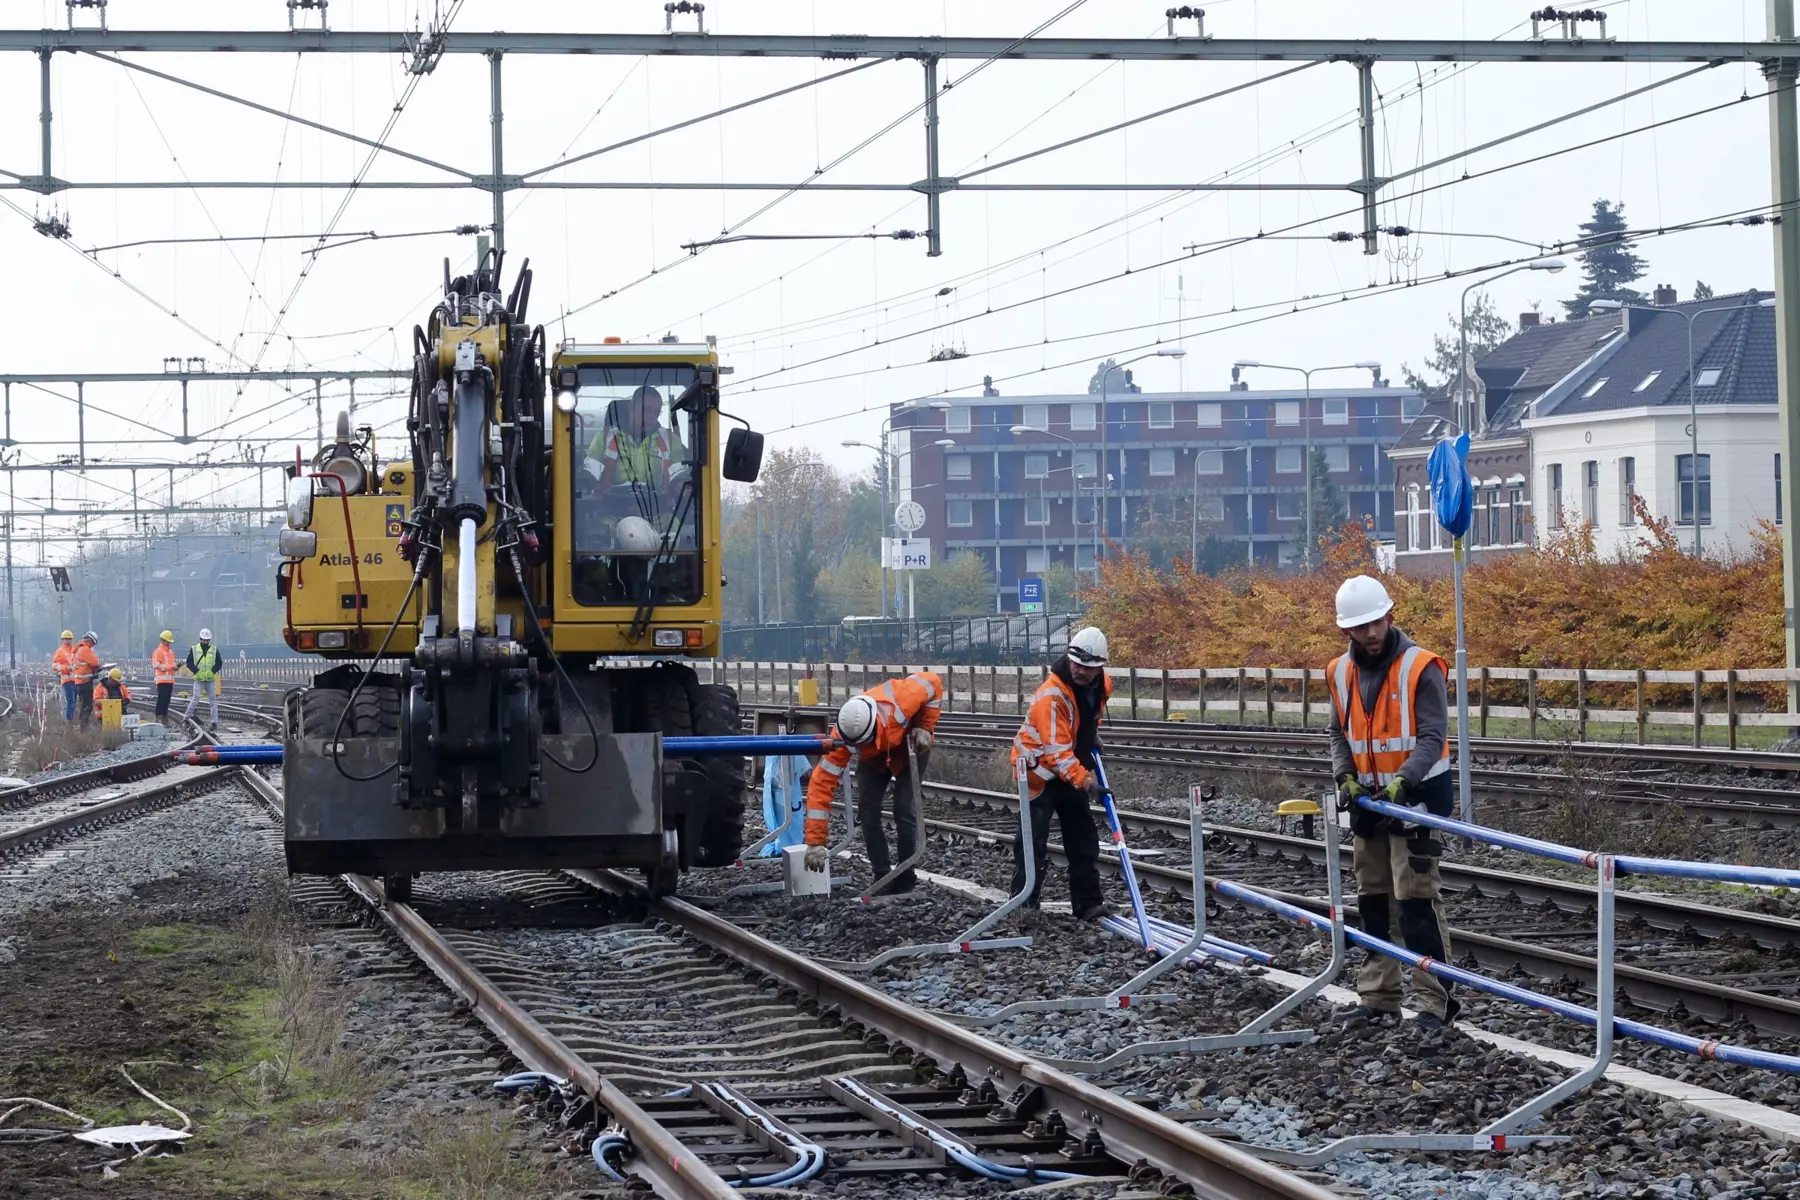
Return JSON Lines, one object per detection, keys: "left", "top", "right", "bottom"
{"left": 723, "top": 428, "right": 764, "bottom": 483}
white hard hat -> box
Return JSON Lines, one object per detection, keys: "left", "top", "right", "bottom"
{"left": 614, "top": 515, "right": 661, "bottom": 554}
{"left": 836, "top": 695, "right": 878, "bottom": 745}
{"left": 1067, "top": 626, "right": 1109, "bottom": 666}
{"left": 198, "top": 627, "right": 213, "bottom": 640}
{"left": 1335, "top": 575, "right": 1394, "bottom": 629}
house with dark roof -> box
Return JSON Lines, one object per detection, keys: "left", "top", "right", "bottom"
{"left": 1387, "top": 288, "right": 1777, "bottom": 574}
{"left": 1521, "top": 290, "right": 1777, "bottom": 558}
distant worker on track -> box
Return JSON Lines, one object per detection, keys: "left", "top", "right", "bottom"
{"left": 93, "top": 667, "right": 131, "bottom": 718}
{"left": 802, "top": 670, "right": 945, "bottom": 893}
{"left": 1009, "top": 626, "right": 1113, "bottom": 922}
{"left": 72, "top": 632, "right": 101, "bottom": 728}
{"left": 151, "top": 631, "right": 178, "bottom": 720}
{"left": 182, "top": 628, "right": 222, "bottom": 731}
{"left": 1327, "top": 574, "right": 1459, "bottom": 1029}
{"left": 51, "top": 630, "right": 77, "bottom": 721}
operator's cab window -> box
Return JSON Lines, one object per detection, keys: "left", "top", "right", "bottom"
{"left": 569, "top": 366, "right": 703, "bottom": 607}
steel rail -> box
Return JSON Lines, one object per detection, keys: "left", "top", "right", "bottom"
{"left": 568, "top": 868, "right": 1336, "bottom": 1200}
{"left": 913, "top": 809, "right": 1800, "bottom": 1037}
{"left": 230, "top": 769, "right": 738, "bottom": 1200}
{"left": 0, "top": 763, "right": 238, "bottom": 857}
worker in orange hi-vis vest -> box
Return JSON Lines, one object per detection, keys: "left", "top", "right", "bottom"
{"left": 71, "top": 632, "right": 102, "bottom": 728}
{"left": 1327, "top": 573, "right": 1458, "bottom": 1030}
{"left": 151, "top": 631, "right": 179, "bottom": 720}
{"left": 93, "top": 668, "right": 132, "bottom": 717}
{"left": 800, "top": 670, "right": 944, "bottom": 893}
{"left": 51, "top": 631, "right": 77, "bottom": 721}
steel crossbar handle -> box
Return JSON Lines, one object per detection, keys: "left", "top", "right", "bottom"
{"left": 1093, "top": 751, "right": 1155, "bottom": 951}
{"left": 815, "top": 751, "right": 1035, "bottom": 973}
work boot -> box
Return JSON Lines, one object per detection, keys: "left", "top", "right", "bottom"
{"left": 889, "top": 870, "right": 918, "bottom": 895}
{"left": 1415, "top": 1013, "right": 1449, "bottom": 1030}
{"left": 1074, "top": 902, "right": 1114, "bottom": 922}
{"left": 1341, "top": 1004, "right": 1400, "bottom": 1029}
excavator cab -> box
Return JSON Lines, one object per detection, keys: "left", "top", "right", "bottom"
{"left": 276, "top": 249, "right": 761, "bottom": 897}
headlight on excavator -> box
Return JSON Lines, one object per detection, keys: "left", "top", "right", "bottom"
{"left": 653, "top": 629, "right": 683, "bottom": 648}
{"left": 278, "top": 528, "right": 318, "bottom": 557}
{"left": 286, "top": 477, "right": 314, "bottom": 528}
{"left": 316, "top": 631, "right": 347, "bottom": 650}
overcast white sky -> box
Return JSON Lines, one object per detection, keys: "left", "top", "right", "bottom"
{"left": 0, "top": 0, "right": 1785, "bottom": 552}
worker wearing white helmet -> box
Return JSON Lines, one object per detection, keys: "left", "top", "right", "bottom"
{"left": 1008, "top": 626, "right": 1113, "bottom": 921}
{"left": 1327, "top": 574, "right": 1457, "bottom": 1029}
{"left": 801, "top": 670, "right": 945, "bottom": 893}
{"left": 182, "top": 627, "right": 223, "bottom": 731}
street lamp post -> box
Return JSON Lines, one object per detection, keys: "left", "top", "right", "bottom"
{"left": 1230, "top": 360, "right": 1382, "bottom": 568}
{"left": 843, "top": 429, "right": 956, "bottom": 620}
{"left": 1096, "top": 347, "right": 1185, "bottom": 560}
{"left": 1191, "top": 445, "right": 1251, "bottom": 567}
{"left": 1009, "top": 425, "right": 1084, "bottom": 580}
{"left": 1590, "top": 295, "right": 1775, "bottom": 556}
{"left": 1458, "top": 260, "right": 1568, "bottom": 436}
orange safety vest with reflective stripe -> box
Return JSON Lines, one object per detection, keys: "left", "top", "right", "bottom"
{"left": 71, "top": 643, "right": 101, "bottom": 685}
{"left": 1010, "top": 670, "right": 1114, "bottom": 799}
{"left": 52, "top": 643, "right": 75, "bottom": 684}
{"left": 1326, "top": 644, "right": 1452, "bottom": 788}
{"left": 802, "top": 671, "right": 945, "bottom": 847}
{"left": 152, "top": 643, "right": 178, "bottom": 685}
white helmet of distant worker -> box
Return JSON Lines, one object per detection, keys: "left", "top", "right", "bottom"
{"left": 613, "top": 515, "right": 662, "bottom": 554}
{"left": 836, "top": 695, "right": 879, "bottom": 746}
{"left": 198, "top": 627, "right": 214, "bottom": 641}
{"left": 1334, "top": 575, "right": 1394, "bottom": 629}
{"left": 1066, "top": 626, "right": 1109, "bottom": 666}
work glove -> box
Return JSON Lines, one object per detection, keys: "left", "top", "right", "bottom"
{"left": 1335, "top": 774, "right": 1366, "bottom": 813}
{"left": 803, "top": 844, "right": 828, "bottom": 873}
{"left": 1382, "top": 777, "right": 1410, "bottom": 806}
{"left": 1082, "top": 775, "right": 1104, "bottom": 802}
{"left": 909, "top": 727, "right": 933, "bottom": 754}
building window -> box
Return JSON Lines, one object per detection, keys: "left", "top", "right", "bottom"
{"left": 1509, "top": 487, "right": 1527, "bottom": 543}
{"left": 1695, "top": 368, "right": 1722, "bottom": 388}
{"left": 1074, "top": 495, "right": 1097, "bottom": 524}
{"left": 1025, "top": 546, "right": 1048, "bottom": 573}
{"left": 1470, "top": 490, "right": 1486, "bottom": 547}
{"left": 1076, "top": 543, "right": 1096, "bottom": 572}
{"left": 1197, "top": 450, "right": 1225, "bottom": 476}
{"left": 1021, "top": 404, "right": 1049, "bottom": 431}
{"left": 1488, "top": 488, "right": 1503, "bottom": 546}
{"left": 1323, "top": 397, "right": 1349, "bottom": 426}
{"left": 1276, "top": 446, "right": 1303, "bottom": 473}
{"left": 1197, "top": 493, "right": 1225, "bottom": 523}
{"left": 1149, "top": 449, "right": 1175, "bottom": 476}
{"left": 1024, "top": 497, "right": 1049, "bottom": 526}
{"left": 1429, "top": 506, "right": 1443, "bottom": 550}
{"left": 1148, "top": 402, "right": 1174, "bottom": 430}
{"left": 1070, "top": 402, "right": 1097, "bottom": 431}
{"left": 1633, "top": 371, "right": 1662, "bottom": 393}
{"left": 947, "top": 499, "right": 974, "bottom": 527}
{"left": 1275, "top": 401, "right": 1300, "bottom": 426}
{"left": 1618, "top": 456, "right": 1636, "bottom": 525}
{"left": 1275, "top": 492, "right": 1301, "bottom": 521}
{"left": 946, "top": 405, "right": 972, "bottom": 433}
{"left": 1547, "top": 463, "right": 1563, "bottom": 529}
{"left": 946, "top": 454, "right": 972, "bottom": 481}
{"left": 1324, "top": 444, "right": 1350, "bottom": 472}
{"left": 1779, "top": 454, "right": 1784, "bottom": 526}
{"left": 1582, "top": 460, "right": 1599, "bottom": 526}
{"left": 1677, "top": 453, "right": 1712, "bottom": 526}
{"left": 1405, "top": 484, "right": 1423, "bottom": 552}
{"left": 1402, "top": 393, "right": 1425, "bottom": 420}
{"left": 1073, "top": 449, "right": 1097, "bottom": 478}
{"left": 1581, "top": 377, "right": 1609, "bottom": 399}
{"left": 1024, "top": 454, "right": 1049, "bottom": 479}
{"left": 1198, "top": 402, "right": 1222, "bottom": 428}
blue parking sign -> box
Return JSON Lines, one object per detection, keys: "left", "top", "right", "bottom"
{"left": 1019, "top": 576, "right": 1044, "bottom": 612}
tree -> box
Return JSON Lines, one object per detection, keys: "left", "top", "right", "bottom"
{"left": 1194, "top": 534, "right": 1242, "bottom": 576}
{"left": 1694, "top": 280, "right": 1715, "bottom": 301}
{"left": 1039, "top": 561, "right": 1084, "bottom": 613}
{"left": 1400, "top": 290, "right": 1515, "bottom": 390}
{"left": 1087, "top": 358, "right": 1119, "bottom": 395}
{"left": 1562, "top": 198, "right": 1648, "bottom": 320}
{"left": 788, "top": 516, "right": 821, "bottom": 624}
{"left": 914, "top": 551, "right": 995, "bottom": 618}
{"left": 1303, "top": 446, "right": 1348, "bottom": 566}
{"left": 1128, "top": 496, "right": 1196, "bottom": 572}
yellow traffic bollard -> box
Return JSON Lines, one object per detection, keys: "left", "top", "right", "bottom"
{"left": 100, "top": 698, "right": 122, "bottom": 732}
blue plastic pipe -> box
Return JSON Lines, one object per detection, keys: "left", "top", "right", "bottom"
{"left": 178, "top": 734, "right": 835, "bottom": 766}
{"left": 1092, "top": 752, "right": 1156, "bottom": 951}
{"left": 1213, "top": 875, "right": 1800, "bottom": 1075}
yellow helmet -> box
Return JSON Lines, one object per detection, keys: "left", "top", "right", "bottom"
{"left": 108, "top": 667, "right": 122, "bottom": 681}
{"left": 60, "top": 630, "right": 73, "bottom": 640}
{"left": 159, "top": 630, "right": 174, "bottom": 643}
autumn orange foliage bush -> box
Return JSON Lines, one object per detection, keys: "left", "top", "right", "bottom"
{"left": 1082, "top": 511, "right": 1785, "bottom": 688}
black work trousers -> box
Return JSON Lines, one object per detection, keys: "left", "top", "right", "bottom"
{"left": 76, "top": 682, "right": 95, "bottom": 727}
{"left": 154, "top": 682, "right": 174, "bottom": 718}
{"left": 854, "top": 748, "right": 927, "bottom": 885}
{"left": 1008, "top": 778, "right": 1104, "bottom": 910}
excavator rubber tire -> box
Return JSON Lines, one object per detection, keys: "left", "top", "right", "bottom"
{"left": 348, "top": 685, "right": 401, "bottom": 737}
{"left": 688, "top": 683, "right": 746, "bottom": 867}
{"left": 296, "top": 688, "right": 353, "bottom": 739}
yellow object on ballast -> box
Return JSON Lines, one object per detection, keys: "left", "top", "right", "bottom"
{"left": 1277, "top": 798, "right": 1321, "bottom": 817}
{"left": 1165, "top": 712, "right": 1189, "bottom": 722}
{"left": 100, "top": 698, "right": 122, "bottom": 732}
{"left": 796, "top": 677, "right": 819, "bottom": 707}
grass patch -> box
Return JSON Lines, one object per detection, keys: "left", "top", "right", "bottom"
{"left": 131, "top": 924, "right": 221, "bottom": 957}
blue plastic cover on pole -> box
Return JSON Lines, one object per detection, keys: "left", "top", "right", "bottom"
{"left": 760, "top": 755, "right": 807, "bottom": 855}
{"left": 1427, "top": 432, "right": 1473, "bottom": 538}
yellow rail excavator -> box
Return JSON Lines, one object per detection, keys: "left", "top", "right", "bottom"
{"left": 275, "top": 250, "right": 764, "bottom": 897}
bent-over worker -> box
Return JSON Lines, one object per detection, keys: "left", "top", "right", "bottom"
{"left": 1009, "top": 626, "right": 1114, "bottom": 922}
{"left": 802, "top": 670, "right": 944, "bottom": 893}
{"left": 1327, "top": 574, "right": 1459, "bottom": 1029}
{"left": 93, "top": 667, "right": 131, "bottom": 717}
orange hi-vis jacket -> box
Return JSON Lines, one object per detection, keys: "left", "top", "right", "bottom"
{"left": 93, "top": 680, "right": 131, "bottom": 714}
{"left": 1327, "top": 644, "right": 1452, "bottom": 788}
{"left": 70, "top": 643, "right": 101, "bottom": 685}
{"left": 152, "top": 643, "right": 179, "bottom": 685}
{"left": 52, "top": 643, "right": 76, "bottom": 685}
{"left": 1010, "top": 670, "right": 1114, "bottom": 799}
{"left": 803, "top": 670, "right": 944, "bottom": 847}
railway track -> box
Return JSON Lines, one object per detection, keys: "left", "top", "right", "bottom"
{"left": 913, "top": 781, "right": 1800, "bottom": 1039}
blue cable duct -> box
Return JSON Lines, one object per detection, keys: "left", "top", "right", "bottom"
{"left": 699, "top": 1082, "right": 827, "bottom": 1188}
